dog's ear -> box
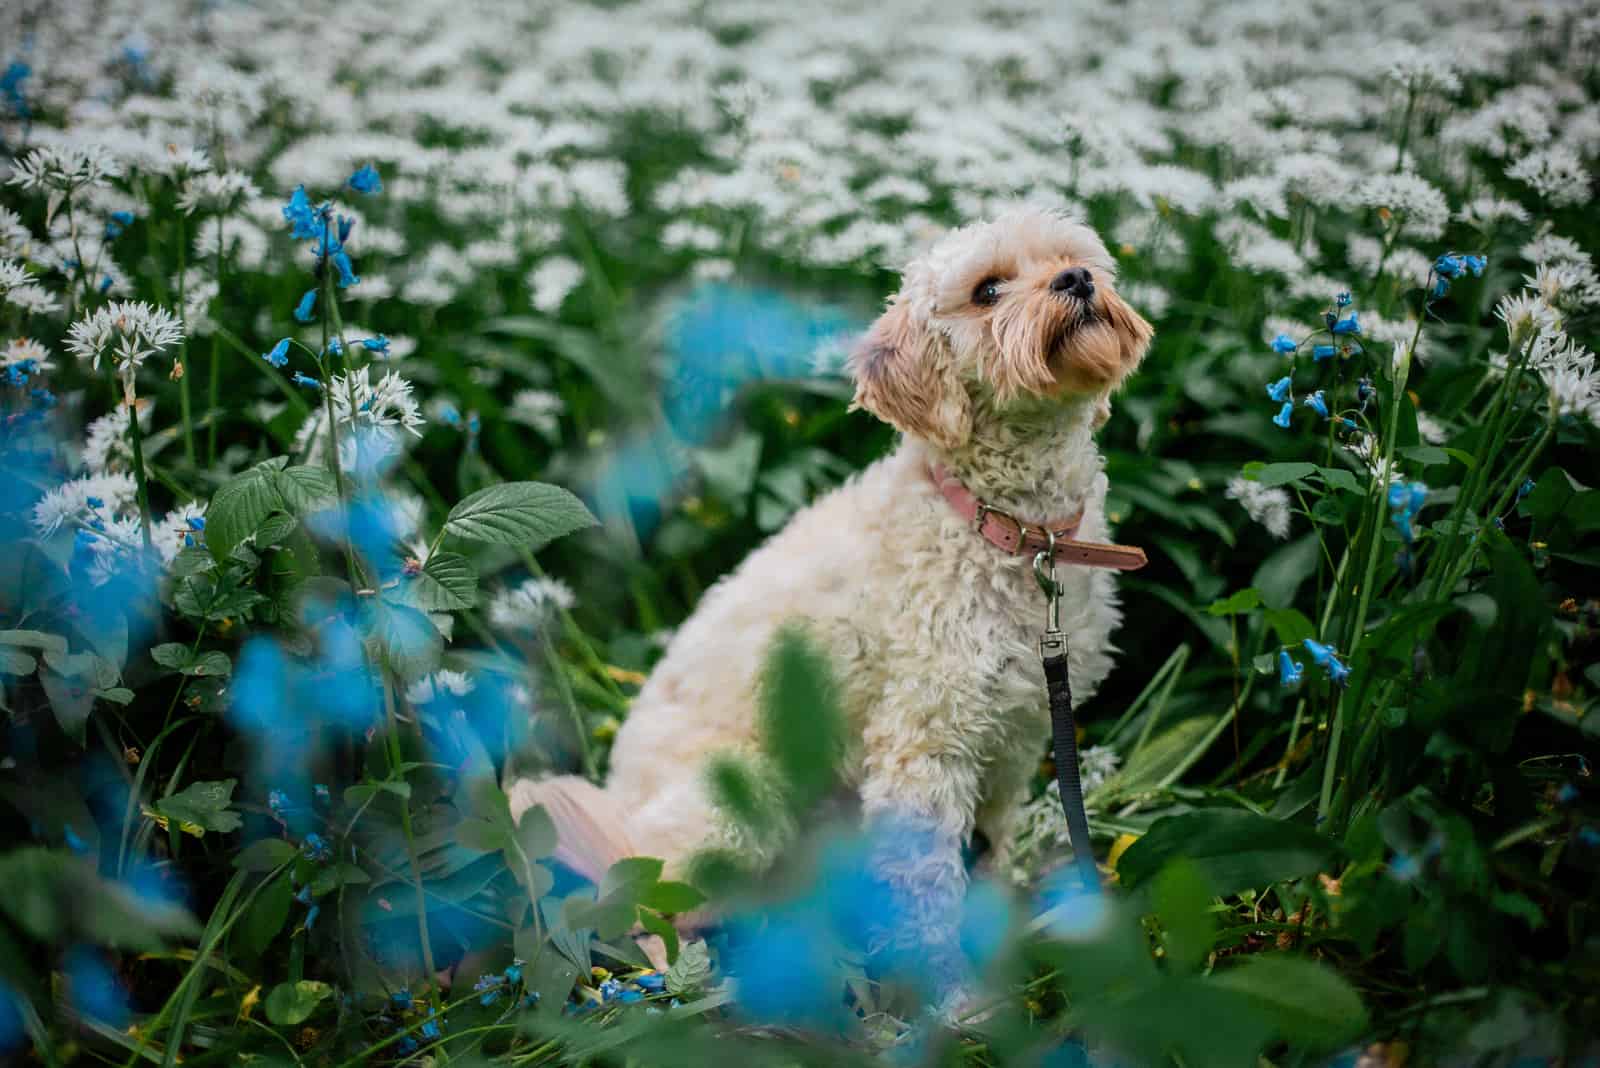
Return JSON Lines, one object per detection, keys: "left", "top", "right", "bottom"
{"left": 849, "top": 299, "right": 971, "bottom": 448}
{"left": 1102, "top": 289, "right": 1154, "bottom": 380}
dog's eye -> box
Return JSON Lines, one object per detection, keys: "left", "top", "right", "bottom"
{"left": 972, "top": 277, "right": 1003, "bottom": 306}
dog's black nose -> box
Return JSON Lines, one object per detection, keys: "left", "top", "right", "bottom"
{"left": 1050, "top": 267, "right": 1094, "bottom": 299}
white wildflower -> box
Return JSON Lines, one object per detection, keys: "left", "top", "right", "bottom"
{"left": 1496, "top": 292, "right": 1561, "bottom": 351}
{"left": 7, "top": 144, "right": 120, "bottom": 193}
{"left": 3, "top": 337, "right": 53, "bottom": 372}
{"left": 488, "top": 577, "right": 576, "bottom": 630}
{"left": 176, "top": 170, "right": 260, "bottom": 215}
{"left": 507, "top": 389, "right": 564, "bottom": 438}
{"left": 406, "top": 670, "right": 477, "bottom": 705}
{"left": 1226, "top": 476, "right": 1292, "bottom": 540}
{"left": 1506, "top": 146, "right": 1590, "bottom": 207}
{"left": 30, "top": 473, "right": 138, "bottom": 537}
{"left": 528, "top": 257, "right": 583, "bottom": 314}
{"left": 155, "top": 502, "right": 208, "bottom": 564}
{"left": 83, "top": 403, "right": 152, "bottom": 474}
{"left": 1356, "top": 174, "right": 1451, "bottom": 241}
{"left": 64, "top": 301, "right": 185, "bottom": 397}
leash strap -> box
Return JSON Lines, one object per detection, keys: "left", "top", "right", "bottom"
{"left": 1034, "top": 535, "right": 1100, "bottom": 894}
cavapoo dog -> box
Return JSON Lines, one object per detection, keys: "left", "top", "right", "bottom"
{"left": 510, "top": 205, "right": 1152, "bottom": 1009}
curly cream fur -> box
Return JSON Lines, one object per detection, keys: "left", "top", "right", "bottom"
{"left": 509, "top": 205, "right": 1151, "bottom": 1008}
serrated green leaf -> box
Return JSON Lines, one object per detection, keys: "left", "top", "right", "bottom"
{"left": 637, "top": 907, "right": 680, "bottom": 964}
{"left": 208, "top": 465, "right": 288, "bottom": 560}
{"left": 394, "top": 551, "right": 477, "bottom": 612}
{"left": 153, "top": 779, "right": 242, "bottom": 835}
{"left": 151, "top": 642, "right": 193, "bottom": 670}
{"left": 638, "top": 880, "right": 706, "bottom": 914}
{"left": 443, "top": 481, "right": 597, "bottom": 549}
{"left": 1209, "top": 954, "right": 1368, "bottom": 1051}
{"left": 183, "top": 651, "right": 232, "bottom": 677}
{"left": 600, "top": 856, "right": 664, "bottom": 903}
{"left": 665, "top": 939, "right": 711, "bottom": 995}
{"left": 274, "top": 466, "right": 338, "bottom": 514}
{"left": 254, "top": 511, "right": 299, "bottom": 547}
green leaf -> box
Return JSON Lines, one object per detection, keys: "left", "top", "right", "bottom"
{"left": 638, "top": 880, "right": 706, "bottom": 915}
{"left": 183, "top": 651, "right": 232, "bottom": 677}
{"left": 759, "top": 627, "right": 843, "bottom": 811}
{"left": 151, "top": 642, "right": 192, "bottom": 671}
{"left": 517, "top": 803, "right": 559, "bottom": 860}
{"left": 235, "top": 838, "right": 298, "bottom": 871}
{"left": 153, "top": 779, "right": 242, "bottom": 835}
{"left": 1209, "top": 955, "right": 1368, "bottom": 1051}
{"left": 1264, "top": 608, "right": 1316, "bottom": 645}
{"left": 236, "top": 873, "right": 292, "bottom": 958}
{"left": 0, "top": 648, "right": 36, "bottom": 675}
{"left": 254, "top": 511, "right": 300, "bottom": 547}
{"left": 394, "top": 551, "right": 477, "bottom": 612}
{"left": 1117, "top": 810, "right": 1340, "bottom": 897}
{"left": 40, "top": 668, "right": 94, "bottom": 744}
{"left": 1254, "top": 462, "right": 1317, "bottom": 488}
{"left": 665, "top": 939, "right": 712, "bottom": 995}
{"left": 0, "top": 848, "right": 199, "bottom": 950}
{"left": 1252, "top": 533, "right": 1319, "bottom": 610}
{"left": 600, "top": 857, "right": 663, "bottom": 904}
{"left": 637, "top": 907, "right": 680, "bottom": 965}
{"left": 0, "top": 629, "right": 68, "bottom": 657}
{"left": 207, "top": 464, "right": 288, "bottom": 560}
{"left": 1205, "top": 588, "right": 1260, "bottom": 617}
{"left": 1315, "top": 467, "right": 1362, "bottom": 494}
{"left": 264, "top": 980, "right": 332, "bottom": 1027}
{"left": 274, "top": 466, "right": 338, "bottom": 514}
{"left": 442, "top": 481, "right": 598, "bottom": 549}
{"left": 1399, "top": 445, "right": 1449, "bottom": 466}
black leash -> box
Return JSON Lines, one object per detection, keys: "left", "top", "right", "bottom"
{"left": 1034, "top": 537, "right": 1100, "bottom": 894}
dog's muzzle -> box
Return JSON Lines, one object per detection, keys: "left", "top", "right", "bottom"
{"left": 1049, "top": 267, "right": 1095, "bottom": 301}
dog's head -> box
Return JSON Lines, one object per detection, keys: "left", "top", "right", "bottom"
{"left": 849, "top": 206, "right": 1152, "bottom": 447}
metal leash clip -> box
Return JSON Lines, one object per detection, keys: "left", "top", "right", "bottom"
{"left": 1033, "top": 529, "right": 1066, "bottom": 660}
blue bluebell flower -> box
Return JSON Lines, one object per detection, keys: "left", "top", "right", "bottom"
{"left": 64, "top": 946, "right": 129, "bottom": 1027}
{"left": 419, "top": 1018, "right": 441, "bottom": 1041}
{"left": 64, "top": 825, "right": 88, "bottom": 853}
{"left": 504, "top": 960, "right": 524, "bottom": 985}
{"left": 264, "top": 338, "right": 290, "bottom": 368}
{"left": 31, "top": 387, "right": 54, "bottom": 408}
{"left": 634, "top": 972, "right": 663, "bottom": 992}
{"left": 1277, "top": 650, "right": 1303, "bottom": 689}
{"left": 1272, "top": 401, "right": 1293, "bottom": 429}
{"left": 1266, "top": 375, "right": 1292, "bottom": 403}
{"left": 331, "top": 250, "right": 360, "bottom": 288}
{"left": 291, "top": 372, "right": 321, "bottom": 390}
{"left": 338, "top": 215, "right": 355, "bottom": 245}
{"left": 99, "top": 274, "right": 113, "bottom": 294}
{"left": 347, "top": 164, "right": 383, "bottom": 195}
{"left": 0, "top": 60, "right": 29, "bottom": 118}
{"left": 1517, "top": 478, "right": 1535, "bottom": 500}
{"left": 1335, "top": 291, "right": 1352, "bottom": 308}
{"left": 1303, "top": 390, "right": 1329, "bottom": 418}
{"left": 301, "top": 832, "right": 332, "bottom": 862}
{"left": 1357, "top": 377, "right": 1374, "bottom": 406}
{"left": 105, "top": 210, "right": 134, "bottom": 239}
{"left": 1331, "top": 312, "right": 1361, "bottom": 336}
{"left": 360, "top": 335, "right": 390, "bottom": 355}
{"left": 1312, "top": 344, "right": 1336, "bottom": 361}
{"left": 268, "top": 788, "right": 289, "bottom": 818}
{"left": 282, "top": 186, "right": 323, "bottom": 240}
{"left": 325, "top": 338, "right": 343, "bottom": 357}
{"left": 1302, "top": 639, "right": 1350, "bottom": 686}
{"left": 293, "top": 288, "right": 318, "bottom": 323}
{"left": 1270, "top": 333, "right": 1297, "bottom": 354}
{"left": 474, "top": 973, "right": 504, "bottom": 1006}
{"left": 397, "top": 1037, "right": 419, "bottom": 1056}
{"left": 186, "top": 516, "right": 206, "bottom": 532}
{"left": 1463, "top": 254, "right": 1486, "bottom": 276}
{"left": 391, "top": 988, "right": 413, "bottom": 1010}
{"left": 1434, "top": 253, "right": 1464, "bottom": 278}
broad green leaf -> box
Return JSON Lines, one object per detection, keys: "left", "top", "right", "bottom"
{"left": 759, "top": 627, "right": 843, "bottom": 811}
{"left": 1264, "top": 607, "right": 1316, "bottom": 645}
{"left": 235, "top": 838, "right": 297, "bottom": 871}
{"left": 1205, "top": 588, "right": 1260, "bottom": 617}
{"left": 40, "top": 668, "right": 94, "bottom": 743}
{"left": 183, "top": 651, "right": 232, "bottom": 677}
{"left": 265, "top": 980, "right": 332, "bottom": 1027}
{"left": 274, "top": 465, "right": 338, "bottom": 514}
{"left": 600, "top": 856, "right": 664, "bottom": 903}
{"left": 443, "top": 481, "right": 597, "bottom": 549}
{"left": 0, "top": 848, "right": 199, "bottom": 950}
{"left": 153, "top": 779, "right": 242, "bottom": 835}
{"left": 207, "top": 464, "right": 287, "bottom": 560}
{"left": 665, "top": 939, "right": 712, "bottom": 995}
{"left": 1254, "top": 462, "right": 1317, "bottom": 488}
{"left": 236, "top": 873, "right": 292, "bottom": 958}
{"left": 1117, "top": 809, "right": 1340, "bottom": 897}
{"left": 1315, "top": 467, "right": 1362, "bottom": 494}
{"left": 637, "top": 907, "right": 680, "bottom": 964}
{"left": 0, "top": 629, "right": 68, "bottom": 657}
{"left": 1209, "top": 954, "right": 1369, "bottom": 1051}
{"left": 638, "top": 880, "right": 706, "bottom": 914}
{"left": 1399, "top": 445, "right": 1449, "bottom": 466}
{"left": 1252, "top": 533, "right": 1319, "bottom": 610}
{"left": 517, "top": 804, "right": 559, "bottom": 860}
{"left": 151, "top": 642, "right": 193, "bottom": 671}
{"left": 394, "top": 551, "right": 477, "bottom": 612}
{"left": 254, "top": 511, "right": 299, "bottom": 547}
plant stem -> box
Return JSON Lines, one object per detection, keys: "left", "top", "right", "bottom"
{"left": 125, "top": 387, "right": 155, "bottom": 549}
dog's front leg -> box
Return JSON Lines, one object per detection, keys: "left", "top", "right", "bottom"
{"left": 859, "top": 746, "right": 981, "bottom": 1018}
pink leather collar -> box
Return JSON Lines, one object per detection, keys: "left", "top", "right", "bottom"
{"left": 928, "top": 463, "right": 1147, "bottom": 571}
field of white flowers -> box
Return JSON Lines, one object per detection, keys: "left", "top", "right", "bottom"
{"left": 1, "top": 0, "right": 1597, "bottom": 1064}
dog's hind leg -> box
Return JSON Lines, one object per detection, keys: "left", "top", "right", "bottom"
{"left": 507, "top": 776, "right": 636, "bottom": 886}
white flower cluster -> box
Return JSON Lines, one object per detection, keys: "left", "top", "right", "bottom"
{"left": 1226, "top": 476, "right": 1293, "bottom": 540}
{"left": 488, "top": 577, "right": 577, "bottom": 632}
{"left": 64, "top": 300, "right": 184, "bottom": 397}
